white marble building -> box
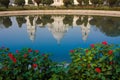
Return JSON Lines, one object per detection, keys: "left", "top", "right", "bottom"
{"left": 9, "top": 0, "right": 93, "bottom": 6}
{"left": 9, "top": 0, "right": 80, "bottom": 6}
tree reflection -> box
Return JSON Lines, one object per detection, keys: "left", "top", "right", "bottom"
{"left": 0, "top": 15, "right": 120, "bottom": 39}
{"left": 63, "top": 15, "right": 73, "bottom": 26}
{"left": 36, "top": 17, "right": 42, "bottom": 24}
{"left": 76, "top": 16, "right": 89, "bottom": 26}
{"left": 89, "top": 16, "right": 120, "bottom": 37}
{"left": 29, "top": 16, "right": 35, "bottom": 26}
{"left": 76, "top": 16, "right": 84, "bottom": 25}
{"left": 2, "top": 16, "right": 12, "bottom": 28}
{"left": 40, "top": 15, "right": 54, "bottom": 26}
{"left": 16, "top": 16, "right": 26, "bottom": 28}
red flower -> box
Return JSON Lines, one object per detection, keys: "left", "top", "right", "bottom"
{"left": 108, "top": 50, "right": 113, "bottom": 55}
{"left": 35, "top": 50, "right": 39, "bottom": 53}
{"left": 86, "top": 49, "right": 89, "bottom": 53}
{"left": 32, "top": 64, "right": 37, "bottom": 68}
{"left": 12, "top": 58, "right": 17, "bottom": 63}
{"left": 42, "top": 54, "right": 45, "bottom": 56}
{"left": 110, "top": 61, "right": 113, "bottom": 65}
{"left": 70, "top": 50, "right": 74, "bottom": 53}
{"left": 16, "top": 50, "right": 19, "bottom": 53}
{"left": 24, "top": 54, "right": 28, "bottom": 58}
{"left": 102, "top": 41, "right": 107, "bottom": 45}
{"left": 8, "top": 53, "right": 13, "bottom": 58}
{"left": 95, "top": 68, "right": 101, "bottom": 73}
{"left": 8, "top": 53, "right": 17, "bottom": 63}
{"left": 28, "top": 49, "right": 32, "bottom": 53}
{"left": 33, "top": 58, "right": 37, "bottom": 61}
{"left": 90, "top": 44, "right": 94, "bottom": 48}
{"left": 87, "top": 64, "right": 91, "bottom": 68}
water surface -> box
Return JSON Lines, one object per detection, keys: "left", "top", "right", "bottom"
{"left": 0, "top": 15, "right": 120, "bottom": 62}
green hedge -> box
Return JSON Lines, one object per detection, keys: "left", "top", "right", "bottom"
{"left": 0, "top": 6, "right": 120, "bottom": 11}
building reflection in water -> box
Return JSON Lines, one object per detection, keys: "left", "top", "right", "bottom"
{"left": 0, "top": 15, "right": 120, "bottom": 44}
{"left": 23, "top": 15, "right": 92, "bottom": 44}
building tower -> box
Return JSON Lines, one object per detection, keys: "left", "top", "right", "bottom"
{"left": 25, "top": 16, "right": 37, "bottom": 41}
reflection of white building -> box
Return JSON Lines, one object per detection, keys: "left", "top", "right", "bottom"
{"left": 48, "top": 16, "right": 69, "bottom": 44}
{"left": 73, "top": 16, "right": 79, "bottom": 26}
{"left": 24, "top": 15, "right": 92, "bottom": 42}
{"left": 80, "top": 17, "right": 92, "bottom": 41}
{"left": 0, "top": 20, "right": 4, "bottom": 29}
{"left": 25, "top": 16, "right": 37, "bottom": 41}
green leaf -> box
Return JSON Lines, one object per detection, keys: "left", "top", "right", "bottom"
{"left": 101, "top": 76, "right": 106, "bottom": 80}
{"left": 109, "top": 56, "right": 113, "bottom": 61}
{"left": 99, "top": 56, "right": 106, "bottom": 62}
{"left": 106, "top": 71, "right": 112, "bottom": 75}
{"left": 0, "top": 76, "right": 3, "bottom": 80}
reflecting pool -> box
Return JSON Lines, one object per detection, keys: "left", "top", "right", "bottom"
{"left": 0, "top": 15, "right": 120, "bottom": 62}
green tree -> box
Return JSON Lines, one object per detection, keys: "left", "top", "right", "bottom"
{"left": 41, "top": 0, "right": 54, "bottom": 6}
{"left": 63, "top": 0, "right": 74, "bottom": 7}
{"left": 77, "top": 0, "right": 82, "bottom": 6}
{"left": 28, "top": 0, "right": 33, "bottom": 4}
{"left": 34, "top": 0, "right": 41, "bottom": 6}
{"left": 83, "top": 0, "right": 89, "bottom": 6}
{"left": 15, "top": 0, "right": 25, "bottom": 7}
{"left": 116, "top": 0, "right": 120, "bottom": 6}
{"left": 90, "top": 0, "right": 99, "bottom": 7}
{"left": 0, "top": 0, "right": 10, "bottom": 8}
{"left": 90, "top": 0, "right": 104, "bottom": 7}
{"left": 107, "top": 0, "right": 116, "bottom": 7}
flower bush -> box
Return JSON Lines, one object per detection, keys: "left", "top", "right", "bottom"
{"left": 0, "top": 42, "right": 120, "bottom": 80}
{"left": 68, "top": 41, "right": 120, "bottom": 80}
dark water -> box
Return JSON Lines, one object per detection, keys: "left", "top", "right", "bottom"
{"left": 0, "top": 15, "right": 120, "bottom": 62}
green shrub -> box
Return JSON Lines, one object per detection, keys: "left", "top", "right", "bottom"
{"left": 0, "top": 41, "right": 120, "bottom": 79}
{"left": 68, "top": 41, "right": 120, "bottom": 79}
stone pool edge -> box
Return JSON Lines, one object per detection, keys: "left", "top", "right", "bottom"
{"left": 0, "top": 10, "right": 120, "bottom": 17}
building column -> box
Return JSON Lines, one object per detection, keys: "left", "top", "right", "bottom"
{"left": 25, "top": 0, "right": 28, "bottom": 5}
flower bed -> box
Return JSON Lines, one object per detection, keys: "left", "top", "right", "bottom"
{"left": 0, "top": 41, "right": 120, "bottom": 80}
